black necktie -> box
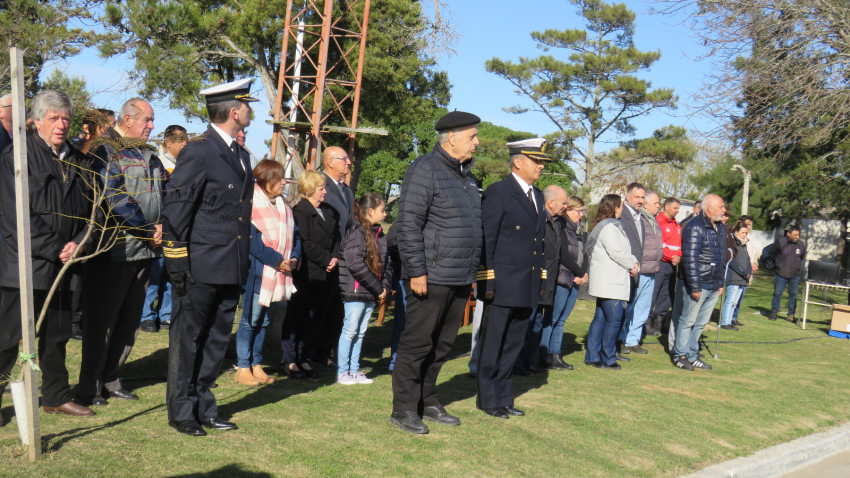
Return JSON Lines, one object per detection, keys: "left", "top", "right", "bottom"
{"left": 230, "top": 140, "right": 237, "bottom": 154}
{"left": 527, "top": 188, "right": 536, "bottom": 210}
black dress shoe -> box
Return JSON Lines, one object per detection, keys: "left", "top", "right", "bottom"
{"left": 512, "top": 367, "right": 531, "bottom": 376}
{"left": 108, "top": 389, "right": 139, "bottom": 400}
{"left": 422, "top": 405, "right": 460, "bottom": 426}
{"left": 615, "top": 353, "right": 631, "bottom": 362}
{"left": 549, "top": 354, "right": 574, "bottom": 370}
{"left": 525, "top": 363, "right": 548, "bottom": 374}
{"left": 585, "top": 361, "right": 603, "bottom": 368}
{"left": 159, "top": 320, "right": 171, "bottom": 330}
{"left": 71, "top": 323, "right": 83, "bottom": 340}
{"left": 732, "top": 320, "right": 745, "bottom": 327}
{"left": 281, "top": 362, "right": 304, "bottom": 379}
{"left": 170, "top": 420, "right": 207, "bottom": 436}
{"left": 480, "top": 407, "right": 510, "bottom": 419}
{"left": 140, "top": 321, "right": 158, "bottom": 333}
{"left": 199, "top": 417, "right": 238, "bottom": 430}
{"left": 602, "top": 363, "right": 622, "bottom": 370}
{"left": 389, "top": 411, "right": 429, "bottom": 434}
{"left": 503, "top": 406, "right": 525, "bottom": 416}
{"left": 92, "top": 397, "right": 108, "bottom": 406}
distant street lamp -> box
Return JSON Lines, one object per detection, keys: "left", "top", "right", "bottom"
{"left": 731, "top": 164, "right": 752, "bottom": 215}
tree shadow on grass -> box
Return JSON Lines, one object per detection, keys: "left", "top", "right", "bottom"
{"left": 120, "top": 347, "right": 169, "bottom": 390}
{"left": 215, "top": 372, "right": 329, "bottom": 419}
{"left": 436, "top": 366, "right": 550, "bottom": 409}
{"left": 172, "top": 464, "right": 272, "bottom": 477}
{"left": 41, "top": 404, "right": 164, "bottom": 454}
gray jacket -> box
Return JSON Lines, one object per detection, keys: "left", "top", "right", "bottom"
{"left": 639, "top": 211, "right": 663, "bottom": 274}
{"left": 97, "top": 141, "right": 166, "bottom": 262}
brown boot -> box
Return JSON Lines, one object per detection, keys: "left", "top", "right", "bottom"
{"left": 252, "top": 365, "right": 275, "bottom": 384}
{"left": 234, "top": 367, "right": 261, "bottom": 386}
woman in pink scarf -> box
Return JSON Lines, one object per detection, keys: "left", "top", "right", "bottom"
{"left": 234, "top": 160, "right": 300, "bottom": 386}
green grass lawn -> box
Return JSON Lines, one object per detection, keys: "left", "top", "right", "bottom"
{"left": 2, "top": 271, "right": 850, "bottom": 477}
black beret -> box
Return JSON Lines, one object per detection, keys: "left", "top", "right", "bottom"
{"left": 434, "top": 111, "right": 481, "bottom": 131}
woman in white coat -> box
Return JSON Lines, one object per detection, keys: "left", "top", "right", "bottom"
{"left": 584, "top": 194, "right": 639, "bottom": 369}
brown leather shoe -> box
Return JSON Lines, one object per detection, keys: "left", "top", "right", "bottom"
{"left": 234, "top": 367, "right": 261, "bottom": 386}
{"left": 251, "top": 365, "right": 275, "bottom": 384}
{"left": 43, "top": 401, "right": 95, "bottom": 416}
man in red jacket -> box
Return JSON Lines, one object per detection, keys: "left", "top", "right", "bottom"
{"left": 648, "top": 197, "right": 681, "bottom": 338}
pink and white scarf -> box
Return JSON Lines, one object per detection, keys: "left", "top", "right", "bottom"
{"left": 251, "top": 183, "right": 296, "bottom": 306}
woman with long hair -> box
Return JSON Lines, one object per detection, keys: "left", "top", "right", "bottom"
{"left": 235, "top": 160, "right": 300, "bottom": 386}
{"left": 584, "top": 194, "right": 639, "bottom": 370}
{"left": 335, "top": 193, "right": 392, "bottom": 384}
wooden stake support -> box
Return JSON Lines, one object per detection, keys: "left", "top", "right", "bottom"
{"left": 10, "top": 46, "right": 42, "bottom": 461}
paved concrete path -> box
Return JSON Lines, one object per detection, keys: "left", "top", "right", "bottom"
{"left": 684, "top": 422, "right": 850, "bottom": 478}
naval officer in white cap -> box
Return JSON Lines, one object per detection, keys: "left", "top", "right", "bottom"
{"left": 161, "top": 78, "right": 259, "bottom": 436}
{"left": 475, "top": 137, "right": 549, "bottom": 419}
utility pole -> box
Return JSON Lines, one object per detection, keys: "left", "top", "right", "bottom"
{"left": 731, "top": 164, "right": 752, "bottom": 215}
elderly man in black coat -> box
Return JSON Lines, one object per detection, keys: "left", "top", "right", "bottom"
{"left": 475, "top": 138, "right": 549, "bottom": 419}
{"left": 390, "top": 111, "right": 482, "bottom": 435}
{"left": 161, "top": 79, "right": 257, "bottom": 436}
{"left": 0, "top": 90, "right": 95, "bottom": 420}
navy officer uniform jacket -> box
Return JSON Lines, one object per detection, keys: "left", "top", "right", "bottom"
{"left": 161, "top": 125, "right": 253, "bottom": 284}
{"left": 160, "top": 124, "right": 253, "bottom": 424}
{"left": 477, "top": 176, "right": 546, "bottom": 308}
{"left": 475, "top": 174, "right": 545, "bottom": 411}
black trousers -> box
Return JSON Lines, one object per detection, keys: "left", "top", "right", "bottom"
{"left": 391, "top": 282, "right": 470, "bottom": 413}
{"left": 166, "top": 281, "right": 239, "bottom": 423}
{"left": 0, "top": 287, "right": 73, "bottom": 407}
{"left": 78, "top": 259, "right": 151, "bottom": 399}
{"left": 651, "top": 261, "right": 677, "bottom": 317}
{"left": 476, "top": 304, "right": 533, "bottom": 410}
{"left": 281, "top": 279, "right": 338, "bottom": 365}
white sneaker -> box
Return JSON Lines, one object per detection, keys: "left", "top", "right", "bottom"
{"left": 352, "top": 371, "right": 373, "bottom": 384}
{"left": 336, "top": 372, "right": 356, "bottom": 385}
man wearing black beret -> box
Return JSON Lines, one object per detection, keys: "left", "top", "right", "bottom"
{"left": 390, "top": 111, "right": 483, "bottom": 434}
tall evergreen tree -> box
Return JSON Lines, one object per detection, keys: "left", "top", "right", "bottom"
{"left": 485, "top": 0, "right": 676, "bottom": 192}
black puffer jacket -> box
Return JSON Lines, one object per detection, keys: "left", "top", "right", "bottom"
{"left": 725, "top": 231, "right": 752, "bottom": 287}
{"left": 0, "top": 134, "right": 94, "bottom": 289}
{"left": 338, "top": 220, "right": 393, "bottom": 301}
{"left": 557, "top": 216, "right": 585, "bottom": 287}
{"left": 680, "top": 213, "right": 726, "bottom": 293}
{"left": 396, "top": 143, "right": 482, "bottom": 285}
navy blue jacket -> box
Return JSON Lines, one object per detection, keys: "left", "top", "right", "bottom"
{"left": 477, "top": 176, "right": 545, "bottom": 308}
{"left": 161, "top": 125, "right": 254, "bottom": 285}
{"left": 680, "top": 212, "right": 727, "bottom": 293}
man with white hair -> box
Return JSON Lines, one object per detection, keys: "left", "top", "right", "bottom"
{"left": 619, "top": 190, "right": 663, "bottom": 355}
{"left": 0, "top": 90, "right": 96, "bottom": 420}
{"left": 78, "top": 97, "right": 167, "bottom": 407}
{"left": 0, "top": 93, "right": 12, "bottom": 152}
{"left": 670, "top": 194, "right": 727, "bottom": 371}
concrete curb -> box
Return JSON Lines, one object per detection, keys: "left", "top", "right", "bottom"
{"left": 683, "top": 422, "right": 850, "bottom": 478}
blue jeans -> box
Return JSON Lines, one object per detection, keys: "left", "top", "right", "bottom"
{"left": 388, "top": 280, "right": 406, "bottom": 371}
{"left": 619, "top": 273, "right": 656, "bottom": 346}
{"left": 720, "top": 285, "right": 746, "bottom": 326}
{"left": 337, "top": 300, "right": 375, "bottom": 375}
{"left": 539, "top": 284, "right": 579, "bottom": 355}
{"left": 140, "top": 257, "right": 171, "bottom": 323}
{"left": 236, "top": 294, "right": 285, "bottom": 368}
{"left": 585, "top": 298, "right": 624, "bottom": 366}
{"left": 772, "top": 274, "right": 801, "bottom": 315}
{"left": 672, "top": 286, "right": 720, "bottom": 362}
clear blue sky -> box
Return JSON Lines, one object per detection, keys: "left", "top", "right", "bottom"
{"left": 45, "top": 0, "right": 718, "bottom": 158}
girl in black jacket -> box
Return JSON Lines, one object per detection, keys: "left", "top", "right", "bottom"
{"left": 336, "top": 193, "right": 392, "bottom": 385}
